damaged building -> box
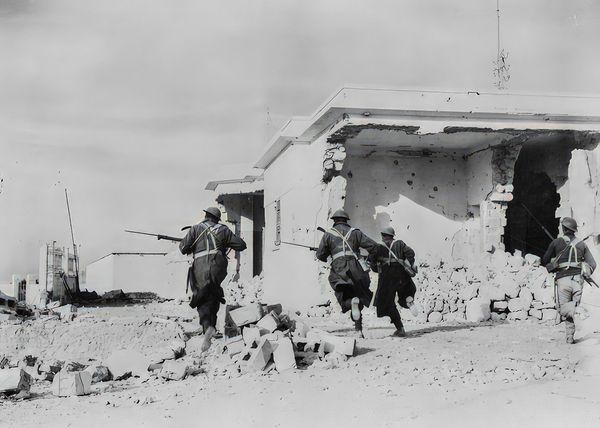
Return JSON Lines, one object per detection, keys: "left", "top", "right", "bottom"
{"left": 208, "top": 87, "right": 600, "bottom": 310}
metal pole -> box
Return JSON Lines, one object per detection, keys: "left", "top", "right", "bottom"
{"left": 65, "top": 189, "right": 80, "bottom": 294}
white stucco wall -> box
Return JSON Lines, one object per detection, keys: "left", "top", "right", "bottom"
{"left": 343, "top": 153, "right": 468, "bottom": 262}
{"left": 86, "top": 252, "right": 188, "bottom": 299}
{"left": 262, "top": 138, "right": 330, "bottom": 310}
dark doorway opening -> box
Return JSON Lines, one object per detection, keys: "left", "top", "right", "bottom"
{"left": 504, "top": 140, "right": 568, "bottom": 257}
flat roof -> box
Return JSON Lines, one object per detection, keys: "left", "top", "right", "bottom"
{"left": 255, "top": 86, "right": 600, "bottom": 168}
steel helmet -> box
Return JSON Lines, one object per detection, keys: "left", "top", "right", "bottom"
{"left": 561, "top": 217, "right": 578, "bottom": 232}
{"left": 381, "top": 226, "right": 395, "bottom": 237}
{"left": 330, "top": 209, "right": 350, "bottom": 220}
{"left": 204, "top": 207, "right": 222, "bottom": 221}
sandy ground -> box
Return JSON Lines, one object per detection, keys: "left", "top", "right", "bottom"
{"left": 2, "top": 289, "right": 600, "bottom": 428}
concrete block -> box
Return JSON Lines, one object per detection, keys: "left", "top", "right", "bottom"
{"left": 52, "top": 370, "right": 91, "bottom": 397}
{"left": 105, "top": 349, "right": 150, "bottom": 379}
{"left": 320, "top": 334, "right": 355, "bottom": 357}
{"left": 265, "top": 304, "right": 283, "bottom": 315}
{"left": 229, "top": 304, "right": 264, "bottom": 327}
{"left": 225, "top": 335, "right": 245, "bottom": 357}
{"left": 242, "top": 326, "right": 262, "bottom": 347}
{"left": 507, "top": 297, "right": 530, "bottom": 313}
{"left": 160, "top": 360, "right": 189, "bottom": 381}
{"left": 465, "top": 298, "right": 491, "bottom": 322}
{"left": 246, "top": 337, "right": 273, "bottom": 371}
{"left": 0, "top": 368, "right": 32, "bottom": 394}
{"left": 272, "top": 338, "right": 296, "bottom": 372}
{"left": 256, "top": 311, "right": 279, "bottom": 334}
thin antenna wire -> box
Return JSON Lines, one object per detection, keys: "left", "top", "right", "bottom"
{"left": 497, "top": 0, "right": 500, "bottom": 69}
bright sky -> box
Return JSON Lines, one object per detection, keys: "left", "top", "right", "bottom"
{"left": 1, "top": 0, "right": 599, "bottom": 281}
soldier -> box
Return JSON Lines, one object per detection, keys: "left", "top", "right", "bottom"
{"left": 316, "top": 209, "right": 378, "bottom": 337}
{"left": 179, "top": 207, "right": 247, "bottom": 351}
{"left": 541, "top": 217, "right": 596, "bottom": 344}
{"left": 369, "top": 227, "right": 417, "bottom": 337}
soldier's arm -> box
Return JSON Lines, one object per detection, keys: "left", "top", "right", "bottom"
{"left": 583, "top": 244, "right": 597, "bottom": 273}
{"left": 357, "top": 230, "right": 379, "bottom": 254}
{"left": 179, "top": 227, "right": 197, "bottom": 255}
{"left": 367, "top": 246, "right": 380, "bottom": 272}
{"left": 399, "top": 241, "right": 416, "bottom": 265}
{"left": 224, "top": 228, "right": 247, "bottom": 252}
{"left": 315, "top": 235, "right": 331, "bottom": 262}
{"left": 541, "top": 240, "right": 556, "bottom": 266}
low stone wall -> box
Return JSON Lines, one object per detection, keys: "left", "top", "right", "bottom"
{"left": 414, "top": 250, "right": 557, "bottom": 324}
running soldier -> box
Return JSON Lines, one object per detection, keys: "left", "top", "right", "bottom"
{"left": 316, "top": 209, "right": 378, "bottom": 337}
{"left": 179, "top": 207, "right": 247, "bottom": 351}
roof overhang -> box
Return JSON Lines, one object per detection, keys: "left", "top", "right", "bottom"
{"left": 254, "top": 86, "right": 600, "bottom": 168}
{"left": 205, "top": 175, "right": 264, "bottom": 194}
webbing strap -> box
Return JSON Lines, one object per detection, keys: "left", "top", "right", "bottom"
{"left": 194, "top": 249, "right": 219, "bottom": 259}
{"left": 329, "top": 227, "right": 359, "bottom": 261}
{"left": 332, "top": 251, "right": 356, "bottom": 260}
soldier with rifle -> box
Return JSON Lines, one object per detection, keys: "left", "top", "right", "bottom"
{"left": 178, "top": 207, "right": 247, "bottom": 351}
{"left": 315, "top": 209, "right": 378, "bottom": 337}
{"left": 368, "top": 226, "right": 418, "bottom": 337}
{"left": 542, "top": 217, "right": 597, "bottom": 344}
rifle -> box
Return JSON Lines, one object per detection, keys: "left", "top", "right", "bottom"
{"left": 281, "top": 241, "right": 317, "bottom": 251}
{"left": 125, "top": 230, "right": 182, "bottom": 242}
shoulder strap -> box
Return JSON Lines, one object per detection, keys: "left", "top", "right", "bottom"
{"left": 329, "top": 227, "right": 359, "bottom": 260}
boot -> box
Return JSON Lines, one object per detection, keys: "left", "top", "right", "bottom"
{"left": 565, "top": 317, "right": 575, "bottom": 344}
{"left": 201, "top": 326, "right": 217, "bottom": 352}
{"left": 350, "top": 297, "right": 361, "bottom": 322}
{"left": 392, "top": 327, "right": 406, "bottom": 337}
{"left": 354, "top": 317, "right": 364, "bottom": 339}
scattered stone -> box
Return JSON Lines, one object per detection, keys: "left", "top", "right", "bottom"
{"left": 478, "top": 283, "right": 505, "bottom": 302}
{"left": 84, "top": 365, "right": 112, "bottom": 383}
{"left": 160, "top": 360, "right": 189, "bottom": 381}
{"left": 465, "top": 298, "right": 491, "bottom": 322}
{"left": 529, "top": 309, "right": 543, "bottom": 320}
{"left": 428, "top": 311, "right": 442, "bottom": 323}
{"left": 507, "top": 310, "right": 528, "bottom": 321}
{"left": 52, "top": 370, "right": 92, "bottom": 397}
{"left": 52, "top": 304, "right": 77, "bottom": 320}
{"left": 542, "top": 309, "right": 558, "bottom": 321}
{"left": 492, "top": 301, "right": 508, "bottom": 311}
{"left": 524, "top": 254, "right": 541, "bottom": 266}
{"left": 507, "top": 297, "right": 530, "bottom": 313}
{"left": 0, "top": 313, "right": 17, "bottom": 322}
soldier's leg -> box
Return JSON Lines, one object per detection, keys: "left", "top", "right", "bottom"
{"left": 556, "top": 276, "right": 577, "bottom": 343}
{"left": 197, "top": 298, "right": 219, "bottom": 352}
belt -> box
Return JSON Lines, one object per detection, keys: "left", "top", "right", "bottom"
{"left": 194, "top": 249, "right": 219, "bottom": 259}
{"left": 558, "top": 262, "right": 580, "bottom": 270}
{"left": 332, "top": 251, "right": 356, "bottom": 260}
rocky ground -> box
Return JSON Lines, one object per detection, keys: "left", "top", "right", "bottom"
{"left": 1, "top": 287, "right": 600, "bottom": 428}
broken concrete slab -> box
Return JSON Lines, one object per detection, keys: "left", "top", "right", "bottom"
{"left": 507, "top": 297, "right": 531, "bottom": 313}
{"left": 246, "top": 337, "right": 273, "bottom": 371}
{"left": 272, "top": 337, "right": 296, "bottom": 372}
{"left": 524, "top": 254, "right": 541, "bottom": 266}
{"left": 52, "top": 370, "right": 92, "bottom": 397}
{"left": 105, "top": 349, "right": 150, "bottom": 379}
{"left": 0, "top": 368, "right": 32, "bottom": 394}
{"left": 229, "top": 303, "right": 264, "bottom": 327}
{"left": 225, "top": 336, "right": 245, "bottom": 357}
{"left": 256, "top": 311, "right": 279, "bottom": 334}
{"left": 242, "top": 325, "right": 262, "bottom": 347}
{"left": 292, "top": 320, "right": 310, "bottom": 338}
{"left": 529, "top": 308, "right": 543, "bottom": 320}
{"left": 319, "top": 334, "right": 355, "bottom": 357}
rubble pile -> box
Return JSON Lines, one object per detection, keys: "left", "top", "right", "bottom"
{"left": 0, "top": 300, "right": 356, "bottom": 402}
{"left": 225, "top": 275, "right": 264, "bottom": 306}
{"left": 414, "top": 250, "right": 558, "bottom": 324}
